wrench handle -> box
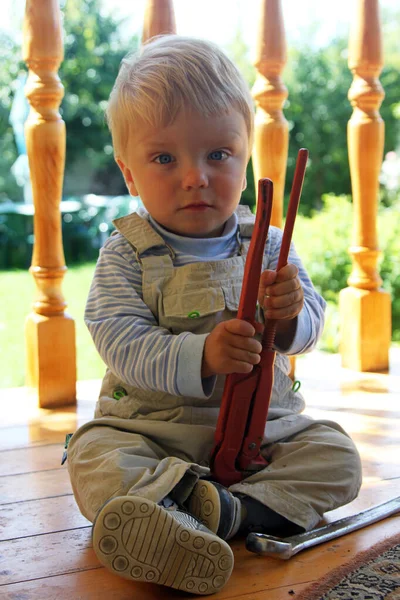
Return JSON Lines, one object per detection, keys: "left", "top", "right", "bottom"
{"left": 246, "top": 496, "right": 400, "bottom": 559}
{"left": 262, "top": 148, "right": 308, "bottom": 351}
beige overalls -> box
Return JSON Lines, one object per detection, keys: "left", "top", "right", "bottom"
{"left": 68, "top": 207, "right": 362, "bottom": 530}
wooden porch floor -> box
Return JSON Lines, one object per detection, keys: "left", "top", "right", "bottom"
{"left": 1, "top": 349, "right": 399, "bottom": 599}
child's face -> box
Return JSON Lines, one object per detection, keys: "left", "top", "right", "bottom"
{"left": 117, "top": 107, "right": 249, "bottom": 238}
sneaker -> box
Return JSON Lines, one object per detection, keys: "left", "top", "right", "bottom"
{"left": 236, "top": 493, "right": 304, "bottom": 537}
{"left": 93, "top": 495, "right": 234, "bottom": 595}
{"left": 186, "top": 480, "right": 242, "bottom": 540}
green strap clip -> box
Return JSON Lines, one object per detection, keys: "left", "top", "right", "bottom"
{"left": 113, "top": 386, "right": 127, "bottom": 401}
{"left": 292, "top": 380, "right": 301, "bottom": 393}
{"left": 61, "top": 433, "right": 73, "bottom": 466}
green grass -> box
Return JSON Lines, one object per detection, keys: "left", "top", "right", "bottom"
{"left": 0, "top": 263, "right": 106, "bottom": 388}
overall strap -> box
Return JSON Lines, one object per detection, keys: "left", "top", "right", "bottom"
{"left": 236, "top": 204, "right": 256, "bottom": 239}
{"left": 235, "top": 204, "right": 255, "bottom": 256}
{"left": 112, "top": 210, "right": 175, "bottom": 273}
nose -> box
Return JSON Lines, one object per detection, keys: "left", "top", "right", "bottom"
{"left": 181, "top": 164, "right": 209, "bottom": 190}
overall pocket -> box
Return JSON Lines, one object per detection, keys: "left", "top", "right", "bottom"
{"left": 162, "top": 286, "right": 226, "bottom": 334}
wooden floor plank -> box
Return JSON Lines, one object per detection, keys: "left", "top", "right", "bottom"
{"left": 0, "top": 425, "right": 74, "bottom": 452}
{"left": 0, "top": 528, "right": 95, "bottom": 586}
{"left": 0, "top": 469, "right": 72, "bottom": 504}
{"left": 1, "top": 495, "right": 89, "bottom": 541}
{"left": 0, "top": 445, "right": 65, "bottom": 477}
{"left": 0, "top": 415, "right": 92, "bottom": 452}
{"left": 0, "top": 380, "right": 99, "bottom": 431}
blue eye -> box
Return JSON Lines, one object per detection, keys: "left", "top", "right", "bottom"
{"left": 155, "top": 154, "right": 174, "bottom": 164}
{"left": 209, "top": 150, "right": 227, "bottom": 161}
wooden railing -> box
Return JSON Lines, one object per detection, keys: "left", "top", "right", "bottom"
{"left": 22, "top": 0, "right": 391, "bottom": 408}
{"left": 23, "top": 0, "right": 76, "bottom": 408}
{"left": 142, "top": 0, "right": 176, "bottom": 42}
{"left": 339, "top": 0, "right": 391, "bottom": 371}
{"left": 252, "top": 0, "right": 288, "bottom": 228}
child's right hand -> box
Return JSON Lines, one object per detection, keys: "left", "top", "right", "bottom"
{"left": 201, "top": 319, "right": 263, "bottom": 378}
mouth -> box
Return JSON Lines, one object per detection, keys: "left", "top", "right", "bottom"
{"left": 182, "top": 203, "right": 212, "bottom": 210}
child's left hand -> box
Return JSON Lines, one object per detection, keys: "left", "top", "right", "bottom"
{"left": 258, "top": 264, "right": 304, "bottom": 321}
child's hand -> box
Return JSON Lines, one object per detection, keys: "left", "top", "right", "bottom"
{"left": 258, "top": 264, "right": 304, "bottom": 321}
{"left": 202, "top": 319, "right": 263, "bottom": 378}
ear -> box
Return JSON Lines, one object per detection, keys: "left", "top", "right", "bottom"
{"left": 116, "top": 157, "right": 139, "bottom": 196}
{"left": 242, "top": 175, "right": 247, "bottom": 191}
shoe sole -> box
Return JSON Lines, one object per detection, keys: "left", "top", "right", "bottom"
{"left": 187, "top": 481, "right": 221, "bottom": 534}
{"left": 93, "top": 496, "right": 234, "bottom": 595}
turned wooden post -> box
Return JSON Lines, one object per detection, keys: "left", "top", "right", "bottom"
{"left": 252, "top": 0, "right": 288, "bottom": 227}
{"left": 142, "top": 0, "right": 176, "bottom": 44}
{"left": 251, "top": 1, "right": 295, "bottom": 378}
{"left": 23, "top": 0, "right": 76, "bottom": 407}
{"left": 339, "top": 0, "right": 391, "bottom": 372}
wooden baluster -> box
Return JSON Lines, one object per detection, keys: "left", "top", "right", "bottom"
{"left": 339, "top": 0, "right": 391, "bottom": 372}
{"left": 252, "top": 0, "right": 288, "bottom": 227}
{"left": 23, "top": 0, "right": 76, "bottom": 407}
{"left": 252, "top": 0, "right": 295, "bottom": 379}
{"left": 142, "top": 0, "right": 176, "bottom": 44}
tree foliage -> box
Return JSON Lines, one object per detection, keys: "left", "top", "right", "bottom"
{"left": 59, "top": 0, "right": 138, "bottom": 195}
{"left": 283, "top": 31, "right": 400, "bottom": 215}
{"left": 284, "top": 39, "right": 352, "bottom": 214}
{"left": 0, "top": 32, "right": 23, "bottom": 202}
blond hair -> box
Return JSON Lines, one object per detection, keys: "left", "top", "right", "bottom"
{"left": 106, "top": 35, "right": 254, "bottom": 160}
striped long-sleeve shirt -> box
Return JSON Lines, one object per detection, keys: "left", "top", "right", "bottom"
{"left": 85, "top": 209, "right": 326, "bottom": 398}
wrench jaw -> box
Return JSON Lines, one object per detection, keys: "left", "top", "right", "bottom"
{"left": 246, "top": 533, "right": 294, "bottom": 559}
{"left": 245, "top": 497, "right": 400, "bottom": 560}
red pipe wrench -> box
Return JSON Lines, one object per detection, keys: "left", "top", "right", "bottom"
{"left": 209, "top": 149, "right": 309, "bottom": 487}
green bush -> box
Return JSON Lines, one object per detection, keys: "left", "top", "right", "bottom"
{"left": 0, "top": 195, "right": 138, "bottom": 269}
{"left": 380, "top": 205, "right": 400, "bottom": 338}
{"left": 294, "top": 194, "right": 353, "bottom": 302}
{"left": 294, "top": 194, "right": 400, "bottom": 349}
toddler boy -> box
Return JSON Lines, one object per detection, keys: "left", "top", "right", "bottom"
{"left": 67, "top": 35, "right": 362, "bottom": 595}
